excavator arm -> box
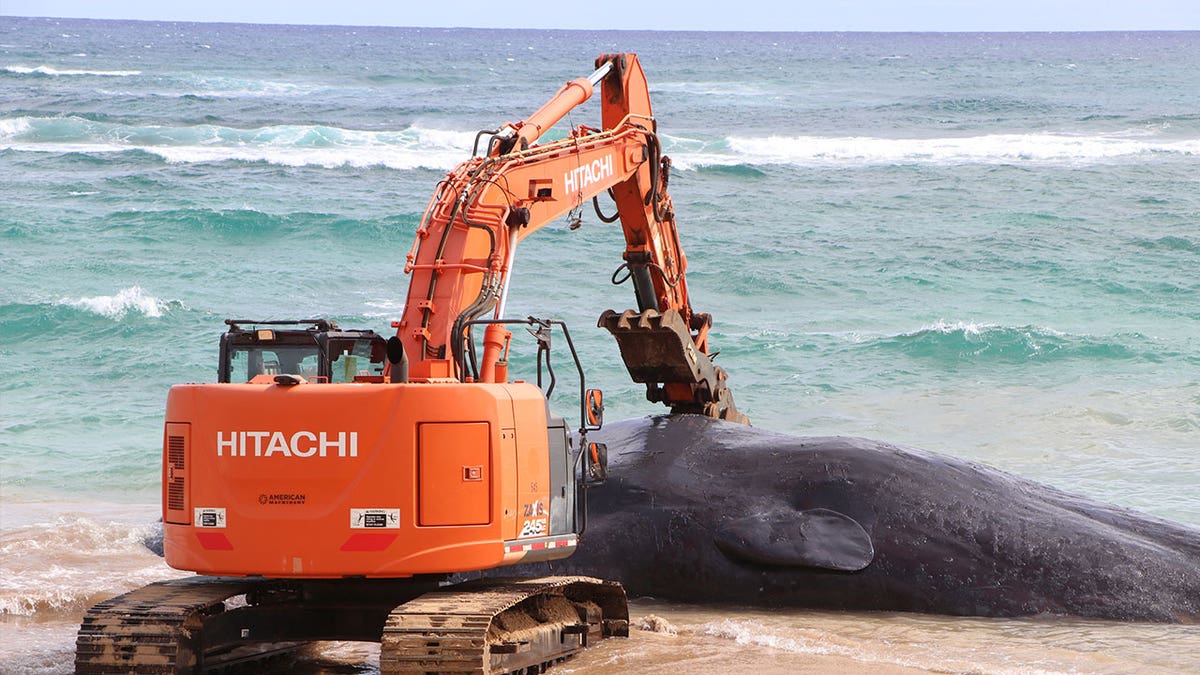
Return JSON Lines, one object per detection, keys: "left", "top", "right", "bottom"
{"left": 396, "top": 53, "right": 747, "bottom": 424}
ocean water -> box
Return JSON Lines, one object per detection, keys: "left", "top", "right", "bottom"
{"left": 2, "top": 17, "right": 1198, "bottom": 672}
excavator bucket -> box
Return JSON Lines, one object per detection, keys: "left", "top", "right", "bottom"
{"left": 599, "top": 308, "right": 706, "bottom": 383}
{"left": 598, "top": 309, "right": 748, "bottom": 424}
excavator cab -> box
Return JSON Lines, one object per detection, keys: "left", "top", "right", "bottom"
{"left": 218, "top": 319, "right": 387, "bottom": 383}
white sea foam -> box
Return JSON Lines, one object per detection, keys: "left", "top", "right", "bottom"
{"left": 0, "top": 500, "right": 176, "bottom": 617}
{"left": 59, "top": 286, "right": 167, "bottom": 319}
{"left": 0, "top": 117, "right": 475, "bottom": 170}
{"left": 699, "top": 619, "right": 839, "bottom": 656}
{"left": 0, "top": 117, "right": 32, "bottom": 137}
{"left": 911, "top": 320, "right": 1071, "bottom": 339}
{"left": 653, "top": 81, "right": 772, "bottom": 97}
{"left": 673, "top": 132, "right": 1200, "bottom": 168}
{"left": 363, "top": 299, "right": 406, "bottom": 319}
{"left": 6, "top": 113, "right": 1195, "bottom": 170}
{"left": 921, "top": 319, "right": 990, "bottom": 335}
{"left": 146, "top": 144, "right": 465, "bottom": 170}
{"left": 696, "top": 617, "right": 1081, "bottom": 675}
{"left": 95, "top": 82, "right": 331, "bottom": 99}
{"left": 3, "top": 64, "right": 141, "bottom": 76}
{"left": 175, "top": 75, "right": 328, "bottom": 98}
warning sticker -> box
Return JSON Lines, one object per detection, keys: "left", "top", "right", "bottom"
{"left": 350, "top": 508, "right": 400, "bottom": 529}
{"left": 194, "top": 507, "right": 226, "bottom": 529}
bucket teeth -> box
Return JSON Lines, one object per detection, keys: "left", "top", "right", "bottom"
{"left": 605, "top": 308, "right": 659, "bottom": 330}
{"left": 598, "top": 308, "right": 702, "bottom": 384}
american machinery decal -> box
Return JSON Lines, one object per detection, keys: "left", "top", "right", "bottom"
{"left": 350, "top": 508, "right": 400, "bottom": 529}
{"left": 259, "top": 493, "right": 306, "bottom": 505}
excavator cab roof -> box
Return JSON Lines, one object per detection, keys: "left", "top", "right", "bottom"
{"left": 218, "top": 318, "right": 386, "bottom": 383}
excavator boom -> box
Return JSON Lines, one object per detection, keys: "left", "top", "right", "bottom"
{"left": 397, "top": 53, "right": 747, "bottom": 423}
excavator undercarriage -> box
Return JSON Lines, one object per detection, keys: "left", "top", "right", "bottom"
{"left": 76, "top": 576, "right": 627, "bottom": 674}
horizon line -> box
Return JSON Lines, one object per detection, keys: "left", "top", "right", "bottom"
{"left": 4, "top": 14, "right": 1199, "bottom": 34}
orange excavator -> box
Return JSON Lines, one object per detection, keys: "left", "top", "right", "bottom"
{"left": 76, "top": 53, "right": 747, "bottom": 674}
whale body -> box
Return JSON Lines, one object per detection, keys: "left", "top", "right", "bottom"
{"left": 500, "top": 415, "right": 1200, "bottom": 622}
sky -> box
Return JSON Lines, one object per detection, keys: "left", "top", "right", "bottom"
{"left": 2, "top": 0, "right": 1199, "bottom": 32}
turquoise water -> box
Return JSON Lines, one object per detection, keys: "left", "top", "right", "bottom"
{"left": 1, "top": 18, "right": 1198, "bottom": 671}
{"left": 4, "top": 20, "right": 1196, "bottom": 518}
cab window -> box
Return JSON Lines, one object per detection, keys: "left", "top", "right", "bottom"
{"left": 229, "top": 346, "right": 320, "bottom": 382}
{"left": 329, "top": 339, "right": 385, "bottom": 382}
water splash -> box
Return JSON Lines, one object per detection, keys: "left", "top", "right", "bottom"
{"left": 0, "top": 510, "right": 175, "bottom": 617}
{"left": 58, "top": 286, "right": 167, "bottom": 319}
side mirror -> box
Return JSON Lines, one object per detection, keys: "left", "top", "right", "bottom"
{"left": 584, "top": 389, "right": 604, "bottom": 429}
{"left": 587, "top": 442, "right": 608, "bottom": 482}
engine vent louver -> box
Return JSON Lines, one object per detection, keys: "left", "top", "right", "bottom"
{"left": 164, "top": 424, "right": 190, "bottom": 524}
{"left": 167, "top": 436, "right": 185, "bottom": 510}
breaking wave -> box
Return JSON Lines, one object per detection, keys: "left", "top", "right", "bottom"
{"left": 864, "top": 321, "right": 1167, "bottom": 364}
{"left": 58, "top": 286, "right": 170, "bottom": 319}
{"left": 2, "top": 291, "right": 188, "bottom": 352}
{"left": 672, "top": 132, "right": 1200, "bottom": 168}
{"left": 0, "top": 116, "right": 473, "bottom": 169}
{"left": 3, "top": 64, "right": 142, "bottom": 77}
{"left": 1131, "top": 236, "right": 1199, "bottom": 254}
{"left": 0, "top": 511, "right": 174, "bottom": 617}
{"left": 159, "top": 72, "right": 332, "bottom": 98}
{"left": 6, "top": 115, "right": 1195, "bottom": 170}
{"left": 0, "top": 117, "right": 33, "bottom": 136}
{"left": 0, "top": 290, "right": 184, "bottom": 344}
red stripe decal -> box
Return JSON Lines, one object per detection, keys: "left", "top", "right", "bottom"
{"left": 340, "top": 533, "right": 398, "bottom": 552}
{"left": 195, "top": 532, "right": 234, "bottom": 551}
{"left": 507, "top": 537, "right": 577, "bottom": 554}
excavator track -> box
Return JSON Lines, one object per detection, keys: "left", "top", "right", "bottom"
{"left": 75, "top": 576, "right": 298, "bottom": 674}
{"left": 381, "top": 576, "right": 628, "bottom": 674}
{"left": 76, "top": 575, "right": 626, "bottom": 674}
